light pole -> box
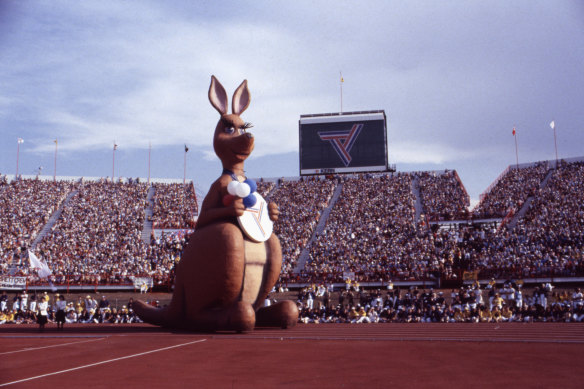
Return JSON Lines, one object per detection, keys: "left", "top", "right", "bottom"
{"left": 112, "top": 142, "right": 118, "bottom": 182}
{"left": 550, "top": 120, "right": 558, "bottom": 168}
{"left": 183, "top": 144, "right": 189, "bottom": 185}
{"left": 16, "top": 138, "right": 24, "bottom": 179}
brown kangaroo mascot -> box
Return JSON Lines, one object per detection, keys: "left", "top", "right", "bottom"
{"left": 134, "top": 76, "right": 298, "bottom": 332}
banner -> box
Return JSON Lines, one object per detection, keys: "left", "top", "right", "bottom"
{"left": 0, "top": 276, "right": 27, "bottom": 288}
{"left": 131, "top": 277, "right": 153, "bottom": 289}
{"left": 462, "top": 270, "right": 479, "bottom": 281}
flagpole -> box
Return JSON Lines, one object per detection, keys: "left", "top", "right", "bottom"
{"left": 340, "top": 71, "right": 343, "bottom": 113}
{"left": 553, "top": 122, "right": 558, "bottom": 168}
{"left": 16, "top": 138, "right": 21, "bottom": 179}
{"left": 513, "top": 127, "right": 519, "bottom": 170}
{"left": 112, "top": 142, "right": 116, "bottom": 182}
{"left": 53, "top": 139, "right": 58, "bottom": 182}
{"left": 183, "top": 145, "right": 188, "bottom": 185}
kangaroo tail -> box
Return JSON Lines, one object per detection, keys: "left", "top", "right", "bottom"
{"left": 134, "top": 281, "right": 185, "bottom": 327}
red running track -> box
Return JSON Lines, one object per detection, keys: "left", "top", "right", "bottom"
{"left": 1, "top": 323, "right": 583, "bottom": 388}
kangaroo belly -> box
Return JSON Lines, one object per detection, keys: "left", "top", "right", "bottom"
{"left": 241, "top": 239, "right": 268, "bottom": 305}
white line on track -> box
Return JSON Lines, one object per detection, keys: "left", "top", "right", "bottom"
{"left": 0, "top": 337, "right": 105, "bottom": 355}
{"left": 0, "top": 338, "right": 207, "bottom": 387}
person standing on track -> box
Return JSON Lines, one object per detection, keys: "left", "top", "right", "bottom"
{"left": 37, "top": 295, "right": 49, "bottom": 332}
{"left": 55, "top": 294, "right": 67, "bottom": 330}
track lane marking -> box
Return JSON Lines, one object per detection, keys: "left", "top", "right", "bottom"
{"left": 0, "top": 338, "right": 207, "bottom": 387}
{"left": 0, "top": 338, "right": 105, "bottom": 355}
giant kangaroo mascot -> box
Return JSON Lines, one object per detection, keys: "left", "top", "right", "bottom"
{"left": 134, "top": 76, "right": 298, "bottom": 332}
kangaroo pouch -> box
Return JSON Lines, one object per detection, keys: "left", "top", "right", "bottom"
{"left": 241, "top": 239, "right": 269, "bottom": 305}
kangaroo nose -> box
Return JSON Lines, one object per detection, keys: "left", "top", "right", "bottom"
{"left": 246, "top": 132, "right": 254, "bottom": 139}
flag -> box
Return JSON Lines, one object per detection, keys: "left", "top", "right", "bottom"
{"left": 54, "top": 139, "right": 58, "bottom": 145}
{"left": 28, "top": 250, "right": 52, "bottom": 279}
{"left": 550, "top": 120, "right": 555, "bottom": 130}
{"left": 184, "top": 144, "right": 189, "bottom": 153}
{"left": 17, "top": 138, "right": 24, "bottom": 144}
{"left": 114, "top": 143, "right": 118, "bottom": 150}
{"left": 512, "top": 127, "right": 516, "bottom": 136}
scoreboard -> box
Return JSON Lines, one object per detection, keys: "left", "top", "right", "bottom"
{"left": 299, "top": 110, "right": 388, "bottom": 175}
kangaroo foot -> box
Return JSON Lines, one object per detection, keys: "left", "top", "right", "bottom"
{"left": 194, "top": 301, "right": 255, "bottom": 333}
{"left": 255, "top": 300, "right": 299, "bottom": 329}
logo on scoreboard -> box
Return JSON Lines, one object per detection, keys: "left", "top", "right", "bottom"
{"left": 318, "top": 123, "right": 363, "bottom": 166}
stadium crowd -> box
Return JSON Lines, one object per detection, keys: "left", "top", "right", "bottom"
{"left": 151, "top": 182, "right": 198, "bottom": 229}
{"left": 269, "top": 177, "right": 336, "bottom": 277}
{"left": 2, "top": 282, "right": 583, "bottom": 327}
{"left": 1, "top": 159, "right": 583, "bottom": 291}
{"left": 255, "top": 180, "right": 276, "bottom": 198}
{"left": 417, "top": 170, "right": 470, "bottom": 221}
{"left": 0, "top": 291, "right": 142, "bottom": 325}
{"left": 0, "top": 178, "right": 75, "bottom": 273}
{"left": 33, "top": 179, "right": 150, "bottom": 284}
{"left": 294, "top": 282, "right": 584, "bottom": 323}
{"left": 472, "top": 162, "right": 548, "bottom": 219}
{"left": 302, "top": 174, "right": 436, "bottom": 283}
{"left": 2, "top": 178, "right": 195, "bottom": 286}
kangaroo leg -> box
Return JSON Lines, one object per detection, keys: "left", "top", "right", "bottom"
{"left": 253, "top": 235, "right": 299, "bottom": 328}
{"left": 256, "top": 300, "right": 298, "bottom": 329}
{"left": 252, "top": 234, "right": 282, "bottom": 311}
{"left": 190, "top": 301, "right": 255, "bottom": 332}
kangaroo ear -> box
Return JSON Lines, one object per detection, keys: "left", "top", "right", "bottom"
{"left": 232, "top": 79, "right": 250, "bottom": 115}
{"left": 209, "top": 75, "right": 228, "bottom": 115}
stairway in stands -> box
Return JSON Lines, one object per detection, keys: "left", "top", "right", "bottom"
{"left": 141, "top": 185, "right": 155, "bottom": 243}
{"left": 293, "top": 182, "right": 344, "bottom": 274}
{"left": 507, "top": 168, "right": 555, "bottom": 230}
{"left": 30, "top": 190, "right": 78, "bottom": 249}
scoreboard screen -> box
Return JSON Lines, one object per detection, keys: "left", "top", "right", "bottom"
{"left": 299, "top": 110, "right": 388, "bottom": 175}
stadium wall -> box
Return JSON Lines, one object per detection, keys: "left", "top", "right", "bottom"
{"left": 2, "top": 174, "right": 192, "bottom": 184}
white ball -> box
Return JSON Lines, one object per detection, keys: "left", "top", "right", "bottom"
{"left": 227, "top": 181, "right": 239, "bottom": 196}
{"left": 235, "top": 182, "right": 251, "bottom": 198}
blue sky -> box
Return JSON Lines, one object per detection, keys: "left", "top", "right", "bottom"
{"left": 1, "top": 1, "right": 583, "bottom": 204}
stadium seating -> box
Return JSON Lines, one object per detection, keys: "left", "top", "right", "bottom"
{"left": 151, "top": 182, "right": 198, "bottom": 229}
{"left": 472, "top": 162, "right": 549, "bottom": 219}
{"left": 417, "top": 170, "right": 470, "bottom": 221}
{"left": 1, "top": 158, "right": 583, "bottom": 288}
{"left": 268, "top": 177, "right": 337, "bottom": 277}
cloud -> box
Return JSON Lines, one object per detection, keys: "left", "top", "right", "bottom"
{"left": 389, "top": 140, "right": 478, "bottom": 165}
{"left": 1, "top": 0, "right": 583, "bottom": 203}
{"left": 10, "top": 2, "right": 316, "bottom": 158}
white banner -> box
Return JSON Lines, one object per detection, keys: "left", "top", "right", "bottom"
{"left": 0, "top": 276, "right": 27, "bottom": 288}
{"left": 131, "top": 277, "right": 153, "bottom": 289}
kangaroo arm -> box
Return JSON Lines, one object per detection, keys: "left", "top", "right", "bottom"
{"left": 196, "top": 206, "right": 240, "bottom": 229}
{"left": 196, "top": 178, "right": 244, "bottom": 229}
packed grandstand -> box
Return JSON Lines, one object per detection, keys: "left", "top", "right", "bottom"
{"left": 1, "top": 156, "right": 583, "bottom": 294}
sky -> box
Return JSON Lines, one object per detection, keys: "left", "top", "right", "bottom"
{"left": 1, "top": 1, "right": 583, "bottom": 205}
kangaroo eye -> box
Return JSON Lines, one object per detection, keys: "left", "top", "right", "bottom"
{"left": 224, "top": 127, "right": 235, "bottom": 134}
{"left": 238, "top": 128, "right": 246, "bottom": 135}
